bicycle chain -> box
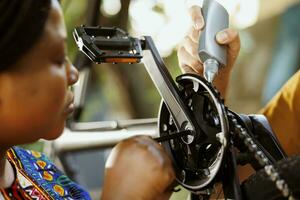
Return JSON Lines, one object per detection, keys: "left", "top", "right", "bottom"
{"left": 162, "top": 78, "right": 295, "bottom": 199}
{"left": 227, "top": 112, "right": 295, "bottom": 200}
{"left": 204, "top": 82, "right": 295, "bottom": 199}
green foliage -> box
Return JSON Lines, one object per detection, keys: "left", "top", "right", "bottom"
{"left": 61, "top": 0, "right": 88, "bottom": 60}
{"left": 60, "top": 0, "right": 182, "bottom": 121}
{"left": 152, "top": 3, "right": 165, "bottom": 14}
{"left": 19, "top": 141, "right": 44, "bottom": 152}
{"left": 170, "top": 187, "right": 190, "bottom": 200}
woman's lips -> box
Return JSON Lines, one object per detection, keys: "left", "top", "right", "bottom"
{"left": 64, "top": 102, "right": 74, "bottom": 115}
{"left": 64, "top": 94, "right": 75, "bottom": 115}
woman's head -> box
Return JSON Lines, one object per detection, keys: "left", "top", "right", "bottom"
{"left": 0, "top": 0, "right": 78, "bottom": 146}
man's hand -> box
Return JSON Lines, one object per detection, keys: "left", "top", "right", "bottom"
{"left": 101, "top": 136, "right": 175, "bottom": 200}
{"left": 177, "top": 6, "right": 240, "bottom": 96}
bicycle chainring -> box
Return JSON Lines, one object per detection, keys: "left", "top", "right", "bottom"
{"left": 158, "top": 74, "right": 229, "bottom": 191}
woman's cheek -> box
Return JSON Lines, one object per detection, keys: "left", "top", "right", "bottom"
{"left": 41, "top": 71, "right": 69, "bottom": 139}
{"left": 27, "top": 69, "right": 68, "bottom": 140}
{"left": 45, "top": 70, "right": 68, "bottom": 114}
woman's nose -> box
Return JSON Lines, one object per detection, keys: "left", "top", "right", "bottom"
{"left": 67, "top": 59, "right": 79, "bottom": 86}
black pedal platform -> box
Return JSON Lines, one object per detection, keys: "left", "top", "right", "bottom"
{"left": 73, "top": 26, "right": 143, "bottom": 64}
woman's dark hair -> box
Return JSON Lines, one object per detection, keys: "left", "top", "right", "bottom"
{"left": 0, "top": 0, "right": 51, "bottom": 70}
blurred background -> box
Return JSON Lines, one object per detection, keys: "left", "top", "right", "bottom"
{"left": 25, "top": 0, "right": 300, "bottom": 199}
{"left": 62, "top": 0, "right": 300, "bottom": 120}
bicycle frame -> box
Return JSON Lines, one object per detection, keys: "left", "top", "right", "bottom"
{"left": 72, "top": 25, "right": 287, "bottom": 199}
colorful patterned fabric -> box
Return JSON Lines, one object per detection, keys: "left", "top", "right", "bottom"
{"left": 0, "top": 147, "right": 91, "bottom": 200}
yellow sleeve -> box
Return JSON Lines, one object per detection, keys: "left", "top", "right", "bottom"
{"left": 260, "top": 70, "right": 300, "bottom": 155}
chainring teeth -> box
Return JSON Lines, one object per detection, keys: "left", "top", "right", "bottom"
{"left": 158, "top": 74, "right": 229, "bottom": 190}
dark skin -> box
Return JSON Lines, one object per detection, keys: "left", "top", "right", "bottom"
{"left": 0, "top": 1, "right": 175, "bottom": 199}
{"left": 102, "top": 136, "right": 175, "bottom": 200}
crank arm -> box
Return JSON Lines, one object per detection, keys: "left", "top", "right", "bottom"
{"left": 73, "top": 26, "right": 197, "bottom": 132}
{"left": 142, "top": 36, "right": 196, "bottom": 131}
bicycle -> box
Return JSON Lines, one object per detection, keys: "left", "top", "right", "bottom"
{"left": 72, "top": 20, "right": 300, "bottom": 200}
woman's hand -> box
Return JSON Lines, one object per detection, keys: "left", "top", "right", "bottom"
{"left": 177, "top": 6, "right": 241, "bottom": 96}
{"left": 101, "top": 136, "right": 175, "bottom": 200}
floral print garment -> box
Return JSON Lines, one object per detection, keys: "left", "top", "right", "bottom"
{"left": 0, "top": 147, "right": 91, "bottom": 200}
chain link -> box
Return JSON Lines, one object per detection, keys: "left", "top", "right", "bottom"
{"left": 227, "top": 112, "right": 295, "bottom": 200}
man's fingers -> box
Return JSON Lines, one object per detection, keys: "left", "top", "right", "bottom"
{"left": 188, "top": 26, "right": 201, "bottom": 43}
{"left": 216, "top": 28, "right": 240, "bottom": 59}
{"left": 182, "top": 36, "right": 199, "bottom": 58}
{"left": 216, "top": 29, "right": 239, "bottom": 45}
{"left": 178, "top": 46, "right": 203, "bottom": 74}
{"left": 189, "top": 5, "right": 205, "bottom": 30}
{"left": 181, "top": 64, "right": 195, "bottom": 74}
